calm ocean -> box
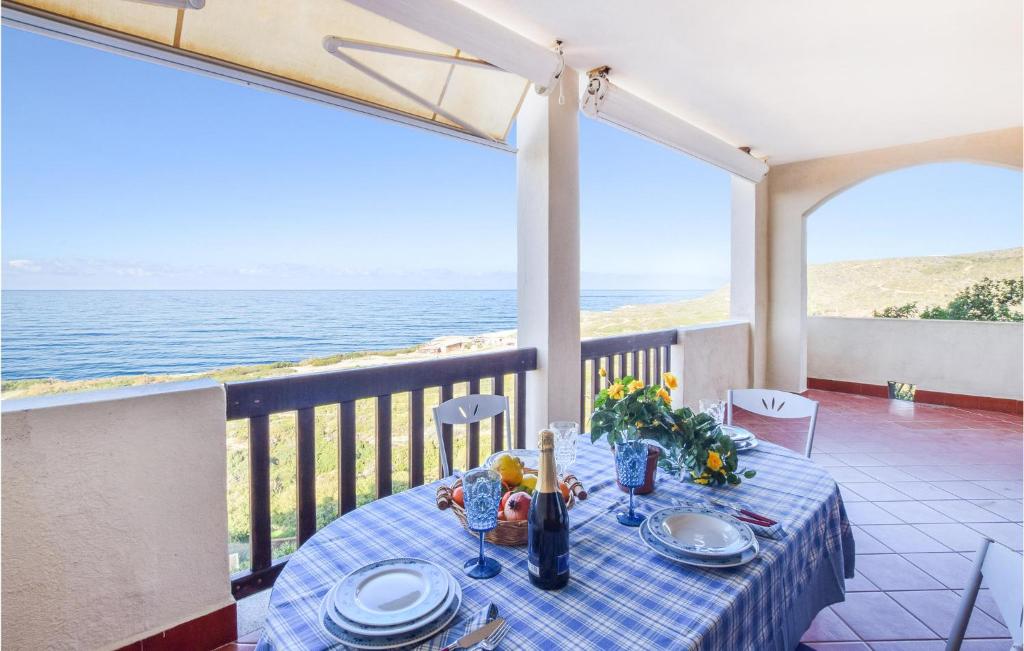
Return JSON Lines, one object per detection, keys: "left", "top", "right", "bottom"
{"left": 1, "top": 289, "right": 706, "bottom": 381}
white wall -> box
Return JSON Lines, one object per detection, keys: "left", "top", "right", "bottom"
{"left": 671, "top": 320, "right": 752, "bottom": 409}
{"left": 766, "top": 127, "right": 1024, "bottom": 393}
{"left": 808, "top": 317, "right": 1024, "bottom": 399}
{"left": 1, "top": 380, "right": 233, "bottom": 650}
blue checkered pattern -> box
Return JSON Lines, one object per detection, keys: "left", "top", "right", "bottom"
{"left": 258, "top": 439, "right": 854, "bottom": 650}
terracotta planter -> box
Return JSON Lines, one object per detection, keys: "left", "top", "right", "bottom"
{"left": 616, "top": 444, "right": 660, "bottom": 495}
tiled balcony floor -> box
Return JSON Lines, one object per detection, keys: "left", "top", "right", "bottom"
{"left": 735, "top": 389, "right": 1022, "bottom": 651}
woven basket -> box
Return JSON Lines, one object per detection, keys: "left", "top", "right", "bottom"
{"left": 436, "top": 471, "right": 576, "bottom": 547}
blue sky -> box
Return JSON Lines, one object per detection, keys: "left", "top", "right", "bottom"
{"left": 2, "top": 27, "right": 1021, "bottom": 290}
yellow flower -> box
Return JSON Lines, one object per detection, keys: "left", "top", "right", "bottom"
{"left": 598, "top": 367, "right": 607, "bottom": 378}
{"left": 635, "top": 420, "right": 644, "bottom": 428}
{"left": 662, "top": 372, "right": 678, "bottom": 390}
{"left": 671, "top": 424, "right": 679, "bottom": 431}
{"left": 707, "top": 450, "right": 724, "bottom": 472}
{"left": 608, "top": 382, "right": 624, "bottom": 400}
{"left": 627, "top": 379, "right": 644, "bottom": 393}
{"left": 656, "top": 387, "right": 672, "bottom": 406}
{"left": 694, "top": 476, "right": 710, "bottom": 485}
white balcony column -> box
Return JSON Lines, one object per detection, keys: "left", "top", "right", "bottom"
{"left": 730, "top": 176, "right": 769, "bottom": 388}
{"left": 516, "top": 67, "right": 581, "bottom": 444}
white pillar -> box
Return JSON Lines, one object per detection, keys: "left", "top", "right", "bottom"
{"left": 730, "top": 176, "right": 769, "bottom": 388}
{"left": 517, "top": 69, "right": 581, "bottom": 444}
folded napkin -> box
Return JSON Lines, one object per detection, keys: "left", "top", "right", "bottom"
{"left": 415, "top": 602, "right": 497, "bottom": 651}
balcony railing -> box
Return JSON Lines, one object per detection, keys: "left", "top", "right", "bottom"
{"left": 579, "top": 328, "right": 677, "bottom": 426}
{"left": 225, "top": 347, "right": 537, "bottom": 598}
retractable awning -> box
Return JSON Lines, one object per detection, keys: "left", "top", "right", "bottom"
{"left": 2, "top": 0, "right": 532, "bottom": 149}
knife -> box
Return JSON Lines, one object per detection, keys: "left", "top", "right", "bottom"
{"left": 440, "top": 617, "right": 505, "bottom": 651}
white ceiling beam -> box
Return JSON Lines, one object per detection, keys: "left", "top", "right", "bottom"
{"left": 345, "top": 0, "right": 564, "bottom": 95}
{"left": 581, "top": 69, "right": 769, "bottom": 182}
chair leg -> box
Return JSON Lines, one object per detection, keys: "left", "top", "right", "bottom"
{"left": 946, "top": 538, "right": 993, "bottom": 651}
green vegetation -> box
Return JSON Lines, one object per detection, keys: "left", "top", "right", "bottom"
{"left": 5, "top": 247, "right": 1021, "bottom": 571}
{"left": 873, "top": 277, "right": 1023, "bottom": 321}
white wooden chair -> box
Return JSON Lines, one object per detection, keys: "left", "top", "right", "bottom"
{"left": 946, "top": 538, "right": 1023, "bottom": 651}
{"left": 726, "top": 388, "right": 820, "bottom": 457}
{"left": 432, "top": 394, "right": 511, "bottom": 477}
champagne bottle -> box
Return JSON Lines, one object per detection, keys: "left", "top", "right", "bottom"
{"left": 527, "top": 429, "right": 570, "bottom": 589}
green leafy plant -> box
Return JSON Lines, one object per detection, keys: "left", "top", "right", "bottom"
{"left": 589, "top": 371, "right": 755, "bottom": 486}
{"left": 873, "top": 277, "right": 1023, "bottom": 322}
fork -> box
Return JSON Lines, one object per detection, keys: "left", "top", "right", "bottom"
{"left": 471, "top": 619, "right": 510, "bottom": 651}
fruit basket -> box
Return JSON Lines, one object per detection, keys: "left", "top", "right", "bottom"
{"left": 435, "top": 470, "right": 587, "bottom": 547}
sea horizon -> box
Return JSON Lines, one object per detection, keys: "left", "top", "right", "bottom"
{"left": 1, "top": 288, "right": 710, "bottom": 382}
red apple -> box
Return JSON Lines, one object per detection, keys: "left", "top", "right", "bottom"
{"left": 503, "top": 491, "right": 532, "bottom": 521}
{"left": 498, "top": 490, "right": 513, "bottom": 514}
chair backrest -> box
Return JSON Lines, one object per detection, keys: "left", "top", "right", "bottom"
{"left": 432, "top": 394, "right": 511, "bottom": 477}
{"left": 947, "top": 538, "right": 1023, "bottom": 650}
{"left": 727, "top": 388, "right": 819, "bottom": 457}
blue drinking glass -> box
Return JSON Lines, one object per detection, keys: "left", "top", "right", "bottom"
{"left": 615, "top": 440, "right": 647, "bottom": 526}
{"left": 462, "top": 467, "right": 503, "bottom": 579}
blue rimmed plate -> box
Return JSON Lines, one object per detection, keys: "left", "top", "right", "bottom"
{"left": 647, "top": 506, "right": 756, "bottom": 558}
{"left": 320, "top": 576, "right": 462, "bottom": 649}
{"left": 332, "top": 558, "right": 450, "bottom": 627}
{"left": 640, "top": 518, "right": 758, "bottom": 568}
{"left": 721, "top": 425, "right": 755, "bottom": 442}
{"left": 327, "top": 569, "right": 458, "bottom": 637}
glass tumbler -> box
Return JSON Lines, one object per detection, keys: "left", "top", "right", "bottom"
{"left": 549, "top": 420, "right": 579, "bottom": 476}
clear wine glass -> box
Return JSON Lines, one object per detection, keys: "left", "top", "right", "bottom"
{"left": 614, "top": 440, "right": 647, "bottom": 526}
{"left": 462, "top": 466, "right": 503, "bottom": 579}
{"left": 699, "top": 399, "right": 726, "bottom": 426}
{"left": 549, "top": 420, "right": 578, "bottom": 476}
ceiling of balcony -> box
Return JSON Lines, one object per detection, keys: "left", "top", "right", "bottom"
{"left": 459, "top": 0, "right": 1023, "bottom": 164}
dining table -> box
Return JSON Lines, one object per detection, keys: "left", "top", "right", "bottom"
{"left": 256, "top": 435, "right": 855, "bottom": 650}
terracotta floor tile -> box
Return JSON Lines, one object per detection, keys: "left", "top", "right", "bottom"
{"left": 845, "top": 502, "right": 903, "bottom": 525}
{"left": 901, "top": 552, "right": 976, "bottom": 589}
{"left": 887, "top": 482, "right": 957, "bottom": 501}
{"left": 858, "top": 466, "right": 923, "bottom": 483}
{"left": 830, "top": 592, "right": 936, "bottom": 641}
{"left": 854, "top": 553, "right": 944, "bottom": 590}
{"left": 878, "top": 501, "right": 954, "bottom": 524}
{"left": 833, "top": 453, "right": 888, "bottom": 467}
{"left": 922, "top": 500, "right": 1006, "bottom": 523}
{"left": 851, "top": 526, "right": 893, "bottom": 554}
{"left": 859, "top": 525, "right": 950, "bottom": 553}
{"left": 930, "top": 482, "right": 1003, "bottom": 500}
{"left": 971, "top": 480, "right": 1023, "bottom": 499}
{"left": 867, "top": 642, "right": 945, "bottom": 651}
{"left": 801, "top": 607, "right": 860, "bottom": 642}
{"left": 828, "top": 467, "right": 878, "bottom": 483}
{"left": 841, "top": 483, "right": 911, "bottom": 502}
{"left": 914, "top": 523, "right": 988, "bottom": 552}
{"left": 966, "top": 522, "right": 1024, "bottom": 551}
{"left": 888, "top": 590, "right": 1009, "bottom": 639}
{"left": 972, "top": 499, "right": 1023, "bottom": 522}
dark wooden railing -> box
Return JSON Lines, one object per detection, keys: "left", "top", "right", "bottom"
{"left": 579, "top": 329, "right": 678, "bottom": 426}
{"left": 226, "top": 348, "right": 537, "bottom": 598}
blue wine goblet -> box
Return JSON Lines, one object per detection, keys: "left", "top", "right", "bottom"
{"left": 615, "top": 440, "right": 647, "bottom": 526}
{"left": 462, "top": 467, "right": 503, "bottom": 579}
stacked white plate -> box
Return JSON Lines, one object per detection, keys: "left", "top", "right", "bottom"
{"left": 639, "top": 506, "right": 759, "bottom": 568}
{"left": 319, "top": 558, "right": 462, "bottom": 649}
{"left": 721, "top": 424, "right": 759, "bottom": 451}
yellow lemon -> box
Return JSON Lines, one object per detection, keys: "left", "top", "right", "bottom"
{"left": 491, "top": 452, "right": 524, "bottom": 486}
{"left": 518, "top": 473, "right": 538, "bottom": 493}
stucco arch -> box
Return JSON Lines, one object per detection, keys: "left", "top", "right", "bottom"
{"left": 763, "top": 127, "right": 1023, "bottom": 393}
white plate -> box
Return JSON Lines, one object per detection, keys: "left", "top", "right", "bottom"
{"left": 327, "top": 570, "right": 457, "bottom": 637}
{"left": 333, "top": 558, "right": 450, "bottom": 627}
{"left": 640, "top": 519, "right": 758, "bottom": 569}
{"left": 721, "top": 425, "right": 755, "bottom": 442}
{"left": 647, "top": 507, "right": 755, "bottom": 557}
{"left": 320, "top": 576, "right": 462, "bottom": 650}
{"left": 734, "top": 438, "right": 759, "bottom": 452}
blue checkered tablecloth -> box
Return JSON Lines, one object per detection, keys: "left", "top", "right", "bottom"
{"left": 257, "top": 438, "right": 854, "bottom": 651}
